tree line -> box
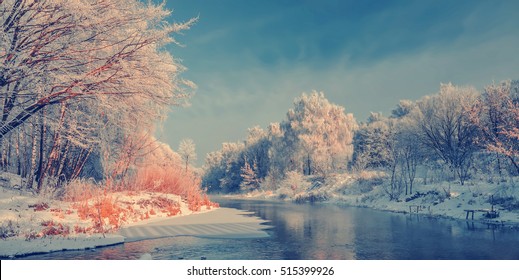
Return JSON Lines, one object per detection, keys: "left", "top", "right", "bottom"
{"left": 203, "top": 81, "right": 519, "bottom": 198}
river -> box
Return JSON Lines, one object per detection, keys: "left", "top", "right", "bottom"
{"left": 19, "top": 198, "right": 519, "bottom": 259}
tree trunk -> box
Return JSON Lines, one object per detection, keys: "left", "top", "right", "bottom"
{"left": 56, "top": 140, "right": 70, "bottom": 180}
{"left": 307, "top": 154, "right": 312, "bottom": 175}
{"left": 0, "top": 102, "right": 46, "bottom": 142}
{"left": 495, "top": 153, "right": 501, "bottom": 179}
{"left": 71, "top": 147, "right": 92, "bottom": 180}
{"left": 26, "top": 123, "right": 38, "bottom": 190}
{"left": 37, "top": 103, "right": 66, "bottom": 192}
{"left": 0, "top": 140, "right": 5, "bottom": 172}
{"left": 16, "top": 129, "right": 21, "bottom": 176}
{"left": 508, "top": 156, "right": 519, "bottom": 176}
{"left": 36, "top": 109, "right": 46, "bottom": 183}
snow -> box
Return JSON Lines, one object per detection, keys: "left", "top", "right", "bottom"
{"left": 326, "top": 173, "right": 519, "bottom": 225}
{"left": 0, "top": 182, "right": 218, "bottom": 258}
{"left": 235, "top": 172, "right": 519, "bottom": 227}
{"left": 0, "top": 171, "right": 271, "bottom": 258}
{"left": 119, "top": 208, "right": 271, "bottom": 242}
{"left": 0, "top": 234, "right": 125, "bottom": 258}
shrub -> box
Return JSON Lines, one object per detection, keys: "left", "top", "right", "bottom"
{"left": 28, "top": 202, "right": 49, "bottom": 211}
{"left": 40, "top": 223, "right": 70, "bottom": 237}
{"left": 493, "top": 184, "right": 519, "bottom": 210}
{"left": 132, "top": 164, "right": 215, "bottom": 212}
{"left": 492, "top": 196, "right": 519, "bottom": 210}
{"left": 72, "top": 195, "right": 124, "bottom": 232}
{"left": 63, "top": 178, "right": 99, "bottom": 202}
{"left": 0, "top": 220, "right": 19, "bottom": 239}
{"left": 294, "top": 192, "right": 329, "bottom": 203}
{"left": 276, "top": 171, "right": 311, "bottom": 199}
{"left": 358, "top": 170, "right": 385, "bottom": 189}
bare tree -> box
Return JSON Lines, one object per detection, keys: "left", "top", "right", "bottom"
{"left": 416, "top": 83, "right": 480, "bottom": 185}
{"left": 394, "top": 118, "right": 423, "bottom": 195}
{"left": 470, "top": 80, "right": 519, "bottom": 175}
{"left": 178, "top": 138, "right": 197, "bottom": 172}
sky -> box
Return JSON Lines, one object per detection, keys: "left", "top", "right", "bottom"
{"left": 157, "top": 0, "right": 519, "bottom": 166}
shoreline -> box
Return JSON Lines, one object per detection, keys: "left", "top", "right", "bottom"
{"left": 0, "top": 207, "right": 270, "bottom": 259}
{"left": 0, "top": 234, "right": 126, "bottom": 259}
{"left": 218, "top": 190, "right": 519, "bottom": 229}
{"left": 0, "top": 186, "right": 217, "bottom": 258}
{"left": 118, "top": 207, "right": 271, "bottom": 242}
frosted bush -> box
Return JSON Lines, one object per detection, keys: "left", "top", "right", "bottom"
{"left": 276, "top": 171, "right": 311, "bottom": 199}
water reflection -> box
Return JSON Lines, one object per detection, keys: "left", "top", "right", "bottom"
{"left": 18, "top": 198, "right": 519, "bottom": 260}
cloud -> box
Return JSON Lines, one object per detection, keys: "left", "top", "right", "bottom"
{"left": 161, "top": 0, "right": 519, "bottom": 165}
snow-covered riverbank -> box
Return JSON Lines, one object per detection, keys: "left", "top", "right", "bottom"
{"left": 0, "top": 185, "right": 216, "bottom": 258}
{"left": 233, "top": 172, "right": 519, "bottom": 227}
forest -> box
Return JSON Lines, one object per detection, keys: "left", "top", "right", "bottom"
{"left": 202, "top": 81, "right": 519, "bottom": 205}
{"left": 0, "top": 0, "right": 211, "bottom": 218}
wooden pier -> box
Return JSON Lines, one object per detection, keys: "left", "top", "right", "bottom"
{"left": 464, "top": 209, "right": 499, "bottom": 220}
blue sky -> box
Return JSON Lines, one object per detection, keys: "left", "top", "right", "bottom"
{"left": 157, "top": 0, "right": 519, "bottom": 165}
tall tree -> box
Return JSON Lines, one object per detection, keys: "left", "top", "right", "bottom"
{"left": 416, "top": 83, "right": 479, "bottom": 185}
{"left": 239, "top": 158, "right": 260, "bottom": 192}
{"left": 1, "top": 0, "right": 195, "bottom": 191}
{"left": 352, "top": 113, "right": 392, "bottom": 171}
{"left": 0, "top": 0, "right": 194, "bottom": 140}
{"left": 470, "top": 80, "right": 519, "bottom": 175}
{"left": 282, "top": 91, "right": 357, "bottom": 176}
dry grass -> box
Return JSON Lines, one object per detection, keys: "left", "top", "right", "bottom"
{"left": 132, "top": 165, "right": 218, "bottom": 210}
{"left": 62, "top": 178, "right": 100, "bottom": 202}
{"left": 55, "top": 157, "right": 218, "bottom": 235}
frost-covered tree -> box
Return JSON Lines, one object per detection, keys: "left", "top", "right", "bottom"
{"left": 202, "top": 150, "right": 225, "bottom": 192}
{"left": 202, "top": 91, "right": 358, "bottom": 193}
{"left": 239, "top": 159, "right": 260, "bottom": 192}
{"left": 243, "top": 126, "right": 270, "bottom": 179}
{"left": 203, "top": 142, "right": 245, "bottom": 193}
{"left": 0, "top": 0, "right": 195, "bottom": 191}
{"left": 391, "top": 111, "right": 424, "bottom": 195}
{"left": 282, "top": 91, "right": 357, "bottom": 176}
{"left": 0, "top": 0, "right": 194, "bottom": 140}
{"left": 391, "top": 100, "right": 415, "bottom": 118}
{"left": 352, "top": 113, "right": 392, "bottom": 170}
{"left": 178, "top": 138, "right": 197, "bottom": 172}
{"left": 416, "top": 83, "right": 480, "bottom": 185}
{"left": 470, "top": 80, "right": 519, "bottom": 175}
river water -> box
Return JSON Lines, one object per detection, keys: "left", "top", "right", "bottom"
{"left": 19, "top": 198, "right": 519, "bottom": 260}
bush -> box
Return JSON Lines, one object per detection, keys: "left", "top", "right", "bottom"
{"left": 357, "top": 170, "right": 385, "bottom": 186}
{"left": 63, "top": 178, "right": 99, "bottom": 202}
{"left": 492, "top": 196, "right": 519, "bottom": 210}
{"left": 492, "top": 184, "right": 519, "bottom": 210}
{"left": 294, "top": 192, "right": 329, "bottom": 203}
{"left": 276, "top": 171, "right": 311, "bottom": 199}
{"left": 28, "top": 202, "right": 49, "bottom": 211}
{"left": 0, "top": 220, "right": 19, "bottom": 239}
{"left": 40, "top": 221, "right": 70, "bottom": 237}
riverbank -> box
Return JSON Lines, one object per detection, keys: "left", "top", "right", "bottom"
{"left": 231, "top": 172, "right": 519, "bottom": 227}
{"left": 0, "top": 184, "right": 217, "bottom": 258}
